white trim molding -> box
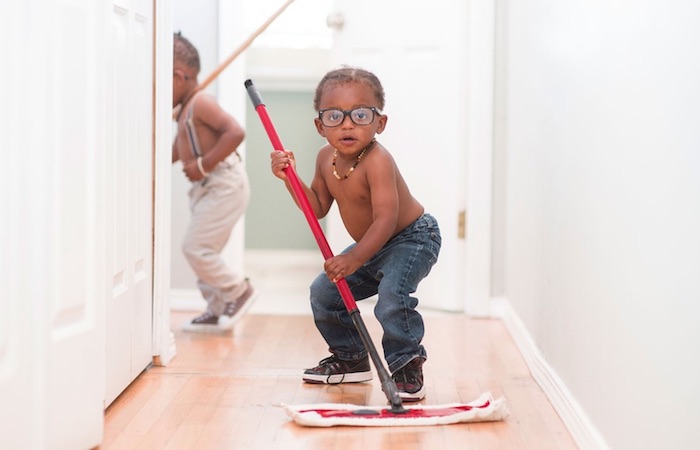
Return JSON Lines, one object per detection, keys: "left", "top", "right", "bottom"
{"left": 464, "top": 0, "right": 496, "bottom": 316}
{"left": 151, "top": 0, "right": 176, "bottom": 367}
{"left": 169, "top": 289, "right": 207, "bottom": 311}
{"left": 492, "top": 297, "right": 609, "bottom": 450}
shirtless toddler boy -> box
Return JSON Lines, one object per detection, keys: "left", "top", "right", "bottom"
{"left": 270, "top": 67, "right": 441, "bottom": 400}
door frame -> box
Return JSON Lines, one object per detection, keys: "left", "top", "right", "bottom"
{"left": 152, "top": 0, "right": 177, "bottom": 365}
{"left": 464, "top": 0, "right": 496, "bottom": 317}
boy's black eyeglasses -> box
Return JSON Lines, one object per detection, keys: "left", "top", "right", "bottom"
{"left": 318, "top": 107, "right": 381, "bottom": 127}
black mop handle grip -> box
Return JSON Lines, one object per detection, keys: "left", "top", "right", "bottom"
{"left": 244, "top": 79, "right": 264, "bottom": 108}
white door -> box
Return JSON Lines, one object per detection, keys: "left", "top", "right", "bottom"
{"left": 1, "top": 0, "right": 109, "bottom": 448}
{"left": 1, "top": 3, "right": 37, "bottom": 445}
{"left": 327, "top": 1, "right": 475, "bottom": 311}
{"left": 105, "top": 0, "right": 155, "bottom": 406}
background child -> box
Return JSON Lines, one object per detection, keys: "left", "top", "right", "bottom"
{"left": 172, "top": 33, "right": 255, "bottom": 332}
{"left": 270, "top": 67, "right": 441, "bottom": 401}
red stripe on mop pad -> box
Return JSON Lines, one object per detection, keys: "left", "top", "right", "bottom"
{"left": 283, "top": 392, "right": 509, "bottom": 427}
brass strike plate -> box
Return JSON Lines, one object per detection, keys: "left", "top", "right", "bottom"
{"left": 458, "top": 210, "right": 466, "bottom": 239}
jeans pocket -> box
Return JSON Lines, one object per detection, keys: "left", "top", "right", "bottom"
{"left": 428, "top": 231, "right": 442, "bottom": 264}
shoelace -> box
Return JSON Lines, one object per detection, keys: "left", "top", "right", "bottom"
{"left": 223, "top": 301, "right": 238, "bottom": 315}
{"left": 395, "top": 365, "right": 421, "bottom": 384}
{"left": 192, "top": 311, "right": 218, "bottom": 323}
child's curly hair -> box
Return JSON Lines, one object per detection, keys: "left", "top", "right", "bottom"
{"left": 173, "top": 32, "right": 200, "bottom": 75}
{"left": 313, "top": 66, "right": 386, "bottom": 111}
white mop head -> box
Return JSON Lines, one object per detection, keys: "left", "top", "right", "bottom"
{"left": 282, "top": 392, "right": 509, "bottom": 427}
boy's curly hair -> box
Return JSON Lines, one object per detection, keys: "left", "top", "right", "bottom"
{"left": 314, "top": 66, "right": 386, "bottom": 111}
{"left": 173, "top": 32, "right": 200, "bottom": 75}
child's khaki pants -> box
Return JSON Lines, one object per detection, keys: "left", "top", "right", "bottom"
{"left": 182, "top": 156, "right": 250, "bottom": 315}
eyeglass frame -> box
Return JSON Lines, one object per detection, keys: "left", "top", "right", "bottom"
{"left": 317, "top": 106, "right": 382, "bottom": 127}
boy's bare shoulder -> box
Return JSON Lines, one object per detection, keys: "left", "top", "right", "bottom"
{"left": 365, "top": 142, "right": 397, "bottom": 167}
{"left": 190, "top": 93, "right": 234, "bottom": 127}
{"left": 192, "top": 93, "right": 220, "bottom": 111}
{"left": 315, "top": 144, "right": 335, "bottom": 163}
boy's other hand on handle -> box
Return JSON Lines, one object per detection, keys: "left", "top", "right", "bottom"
{"left": 270, "top": 150, "right": 295, "bottom": 181}
{"left": 324, "top": 254, "right": 362, "bottom": 283}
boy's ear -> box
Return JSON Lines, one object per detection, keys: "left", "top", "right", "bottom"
{"left": 375, "top": 114, "right": 388, "bottom": 134}
{"left": 173, "top": 68, "right": 191, "bottom": 82}
{"left": 314, "top": 118, "right": 326, "bottom": 137}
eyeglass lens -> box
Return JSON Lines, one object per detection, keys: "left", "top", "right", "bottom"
{"left": 320, "top": 107, "right": 377, "bottom": 126}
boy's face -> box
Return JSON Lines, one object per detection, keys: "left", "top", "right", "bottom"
{"left": 314, "top": 82, "right": 387, "bottom": 155}
{"left": 172, "top": 62, "right": 194, "bottom": 107}
{"left": 172, "top": 68, "right": 186, "bottom": 107}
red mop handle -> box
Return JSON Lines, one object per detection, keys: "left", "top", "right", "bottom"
{"left": 245, "top": 79, "right": 358, "bottom": 312}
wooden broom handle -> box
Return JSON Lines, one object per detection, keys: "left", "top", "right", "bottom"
{"left": 172, "top": 0, "right": 296, "bottom": 119}
{"left": 198, "top": 0, "right": 297, "bottom": 92}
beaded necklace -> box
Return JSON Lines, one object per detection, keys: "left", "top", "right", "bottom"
{"left": 332, "top": 139, "right": 376, "bottom": 180}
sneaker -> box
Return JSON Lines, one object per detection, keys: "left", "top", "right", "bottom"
{"left": 303, "top": 355, "right": 373, "bottom": 384}
{"left": 218, "top": 280, "right": 257, "bottom": 329}
{"left": 181, "top": 311, "right": 226, "bottom": 333}
{"left": 181, "top": 281, "right": 256, "bottom": 333}
{"left": 392, "top": 358, "right": 426, "bottom": 401}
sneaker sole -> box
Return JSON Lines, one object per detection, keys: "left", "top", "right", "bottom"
{"left": 303, "top": 371, "right": 373, "bottom": 384}
{"left": 397, "top": 384, "right": 427, "bottom": 402}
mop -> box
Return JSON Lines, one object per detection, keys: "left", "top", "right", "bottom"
{"left": 245, "top": 79, "right": 509, "bottom": 427}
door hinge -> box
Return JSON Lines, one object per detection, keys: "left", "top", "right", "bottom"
{"left": 458, "top": 210, "right": 466, "bottom": 239}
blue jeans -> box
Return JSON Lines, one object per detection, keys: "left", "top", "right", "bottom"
{"left": 309, "top": 213, "right": 441, "bottom": 373}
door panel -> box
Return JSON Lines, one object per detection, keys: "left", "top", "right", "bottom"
{"left": 47, "top": 0, "right": 106, "bottom": 447}
{"left": 2, "top": 0, "right": 108, "bottom": 446}
{"left": 0, "top": 3, "right": 41, "bottom": 446}
{"left": 105, "top": 0, "right": 154, "bottom": 406}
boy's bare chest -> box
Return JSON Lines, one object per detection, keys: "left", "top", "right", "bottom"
{"left": 326, "top": 173, "right": 370, "bottom": 206}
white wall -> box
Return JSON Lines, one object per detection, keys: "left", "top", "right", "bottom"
{"left": 498, "top": 1, "right": 700, "bottom": 448}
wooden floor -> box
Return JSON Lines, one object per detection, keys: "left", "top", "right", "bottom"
{"left": 100, "top": 308, "right": 578, "bottom": 449}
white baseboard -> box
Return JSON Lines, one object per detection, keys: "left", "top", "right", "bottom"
{"left": 153, "top": 331, "right": 177, "bottom": 366}
{"left": 491, "top": 297, "right": 609, "bottom": 450}
{"left": 169, "top": 288, "right": 206, "bottom": 311}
